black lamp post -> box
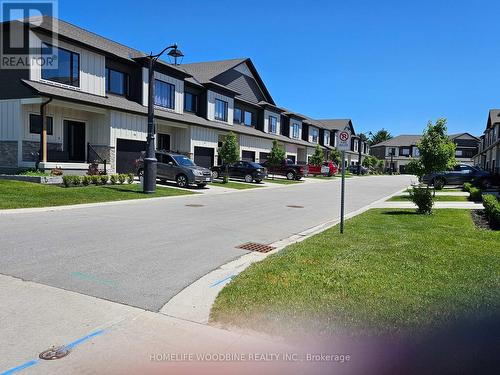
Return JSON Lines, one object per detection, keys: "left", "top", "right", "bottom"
{"left": 143, "top": 44, "right": 184, "bottom": 194}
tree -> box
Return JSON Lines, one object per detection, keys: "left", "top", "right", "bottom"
{"left": 218, "top": 132, "right": 239, "bottom": 183}
{"left": 330, "top": 148, "right": 341, "bottom": 164}
{"left": 267, "top": 140, "right": 285, "bottom": 179}
{"left": 309, "top": 145, "right": 324, "bottom": 166}
{"left": 357, "top": 132, "right": 368, "bottom": 174}
{"left": 369, "top": 129, "right": 392, "bottom": 146}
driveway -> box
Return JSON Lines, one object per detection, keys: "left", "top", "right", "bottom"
{"left": 0, "top": 175, "right": 412, "bottom": 311}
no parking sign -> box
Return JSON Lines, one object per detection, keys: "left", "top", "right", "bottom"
{"left": 337, "top": 130, "right": 351, "bottom": 151}
{"left": 337, "top": 127, "right": 351, "bottom": 234}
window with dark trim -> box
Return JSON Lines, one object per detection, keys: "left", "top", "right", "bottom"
{"left": 244, "top": 111, "right": 253, "bottom": 126}
{"left": 29, "top": 114, "right": 53, "bottom": 135}
{"left": 184, "top": 92, "right": 197, "bottom": 113}
{"left": 269, "top": 116, "right": 277, "bottom": 133}
{"left": 291, "top": 123, "right": 300, "bottom": 138}
{"left": 41, "top": 43, "right": 80, "bottom": 87}
{"left": 154, "top": 79, "right": 175, "bottom": 109}
{"left": 311, "top": 127, "right": 318, "bottom": 142}
{"left": 233, "top": 107, "right": 242, "bottom": 123}
{"left": 215, "top": 99, "right": 228, "bottom": 121}
{"left": 105, "top": 68, "right": 128, "bottom": 96}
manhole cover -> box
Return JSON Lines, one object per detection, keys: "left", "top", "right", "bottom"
{"left": 286, "top": 205, "right": 304, "bottom": 208}
{"left": 236, "top": 242, "right": 276, "bottom": 253}
{"left": 39, "top": 346, "right": 70, "bottom": 360}
{"left": 185, "top": 204, "right": 205, "bottom": 207}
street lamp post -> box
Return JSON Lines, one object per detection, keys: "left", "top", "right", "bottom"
{"left": 143, "top": 44, "right": 184, "bottom": 194}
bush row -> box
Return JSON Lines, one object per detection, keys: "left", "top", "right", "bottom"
{"left": 482, "top": 194, "right": 500, "bottom": 228}
{"left": 468, "top": 187, "right": 483, "bottom": 202}
{"left": 62, "top": 173, "right": 134, "bottom": 187}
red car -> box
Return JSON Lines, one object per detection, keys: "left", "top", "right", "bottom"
{"left": 307, "top": 161, "right": 338, "bottom": 176}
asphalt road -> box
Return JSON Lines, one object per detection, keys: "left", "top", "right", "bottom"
{"left": 0, "top": 175, "right": 412, "bottom": 311}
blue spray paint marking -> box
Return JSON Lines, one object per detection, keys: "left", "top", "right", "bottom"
{"left": 0, "top": 360, "right": 39, "bottom": 375}
{"left": 210, "top": 274, "right": 235, "bottom": 288}
{"left": 0, "top": 330, "right": 106, "bottom": 375}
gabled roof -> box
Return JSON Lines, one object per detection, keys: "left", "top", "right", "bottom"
{"left": 487, "top": 109, "right": 500, "bottom": 129}
{"left": 448, "top": 132, "right": 480, "bottom": 141}
{"left": 371, "top": 135, "right": 421, "bottom": 148}
{"left": 180, "top": 58, "right": 246, "bottom": 83}
{"left": 317, "top": 119, "right": 355, "bottom": 135}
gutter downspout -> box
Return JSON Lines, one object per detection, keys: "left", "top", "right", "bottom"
{"left": 39, "top": 97, "right": 53, "bottom": 169}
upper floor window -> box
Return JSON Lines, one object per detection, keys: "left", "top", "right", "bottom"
{"left": 29, "top": 114, "right": 53, "bottom": 135}
{"left": 269, "top": 116, "right": 277, "bottom": 133}
{"left": 401, "top": 148, "right": 410, "bottom": 156}
{"left": 291, "top": 123, "right": 300, "bottom": 139}
{"left": 234, "top": 107, "right": 242, "bottom": 123}
{"left": 215, "top": 99, "right": 228, "bottom": 121}
{"left": 184, "top": 92, "right": 197, "bottom": 113}
{"left": 155, "top": 80, "right": 175, "bottom": 109}
{"left": 324, "top": 132, "right": 330, "bottom": 145}
{"left": 41, "top": 43, "right": 79, "bottom": 87}
{"left": 312, "top": 128, "right": 318, "bottom": 142}
{"left": 105, "top": 68, "right": 128, "bottom": 96}
{"left": 244, "top": 111, "right": 253, "bottom": 126}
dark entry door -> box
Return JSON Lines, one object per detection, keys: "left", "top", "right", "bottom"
{"left": 116, "top": 139, "right": 147, "bottom": 174}
{"left": 194, "top": 146, "right": 214, "bottom": 168}
{"left": 64, "top": 120, "right": 86, "bottom": 162}
{"left": 157, "top": 134, "right": 171, "bottom": 151}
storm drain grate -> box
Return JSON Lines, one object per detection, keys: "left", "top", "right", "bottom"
{"left": 286, "top": 205, "right": 304, "bottom": 209}
{"left": 236, "top": 242, "right": 276, "bottom": 253}
{"left": 185, "top": 204, "right": 205, "bottom": 207}
{"left": 39, "top": 346, "right": 70, "bottom": 360}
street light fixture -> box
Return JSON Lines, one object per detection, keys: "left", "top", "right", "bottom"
{"left": 143, "top": 44, "right": 184, "bottom": 194}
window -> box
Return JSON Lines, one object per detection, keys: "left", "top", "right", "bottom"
{"left": 105, "top": 68, "right": 128, "bottom": 96}
{"left": 29, "top": 114, "right": 53, "bottom": 135}
{"left": 41, "top": 43, "right": 79, "bottom": 87}
{"left": 244, "top": 111, "right": 253, "bottom": 126}
{"left": 269, "top": 116, "right": 277, "bottom": 133}
{"left": 324, "top": 132, "right": 330, "bottom": 145}
{"left": 401, "top": 148, "right": 410, "bottom": 156}
{"left": 312, "top": 128, "right": 318, "bottom": 142}
{"left": 291, "top": 123, "right": 300, "bottom": 139}
{"left": 215, "top": 99, "right": 228, "bottom": 121}
{"left": 184, "top": 92, "right": 197, "bottom": 112}
{"left": 154, "top": 80, "right": 175, "bottom": 109}
{"left": 233, "top": 107, "right": 242, "bottom": 123}
{"left": 455, "top": 150, "right": 463, "bottom": 157}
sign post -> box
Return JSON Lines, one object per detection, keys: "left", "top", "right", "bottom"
{"left": 337, "top": 129, "right": 351, "bottom": 234}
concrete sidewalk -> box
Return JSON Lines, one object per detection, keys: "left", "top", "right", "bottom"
{"left": 374, "top": 201, "right": 483, "bottom": 209}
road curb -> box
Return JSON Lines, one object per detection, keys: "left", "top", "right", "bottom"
{"left": 159, "top": 185, "right": 410, "bottom": 324}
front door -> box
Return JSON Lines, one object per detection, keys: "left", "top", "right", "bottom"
{"left": 64, "top": 120, "right": 86, "bottom": 162}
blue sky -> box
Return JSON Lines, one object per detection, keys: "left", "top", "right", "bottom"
{"left": 55, "top": 0, "right": 500, "bottom": 135}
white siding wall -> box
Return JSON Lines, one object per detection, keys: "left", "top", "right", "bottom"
{"left": 142, "top": 68, "right": 184, "bottom": 114}
{"left": 239, "top": 134, "right": 273, "bottom": 162}
{"left": 306, "top": 146, "right": 315, "bottom": 162}
{"left": 263, "top": 109, "right": 281, "bottom": 134}
{"left": 285, "top": 143, "right": 298, "bottom": 160}
{"left": 109, "top": 110, "right": 147, "bottom": 147}
{"left": 190, "top": 126, "right": 219, "bottom": 154}
{"left": 156, "top": 121, "right": 191, "bottom": 153}
{"left": 30, "top": 32, "right": 105, "bottom": 96}
{"left": 0, "top": 99, "right": 21, "bottom": 141}
{"left": 289, "top": 118, "right": 302, "bottom": 140}
{"left": 207, "top": 90, "right": 234, "bottom": 124}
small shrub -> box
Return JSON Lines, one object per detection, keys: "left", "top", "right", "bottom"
{"left": 469, "top": 187, "right": 482, "bottom": 202}
{"left": 463, "top": 182, "right": 472, "bottom": 192}
{"left": 99, "top": 175, "right": 108, "bottom": 185}
{"left": 110, "top": 174, "right": 119, "bottom": 185}
{"left": 127, "top": 173, "right": 134, "bottom": 184}
{"left": 408, "top": 185, "right": 434, "bottom": 214}
{"left": 82, "top": 175, "right": 91, "bottom": 186}
{"left": 433, "top": 178, "right": 445, "bottom": 190}
{"left": 62, "top": 175, "right": 72, "bottom": 188}
{"left": 91, "top": 174, "right": 100, "bottom": 185}
{"left": 118, "top": 174, "right": 127, "bottom": 184}
{"left": 482, "top": 194, "right": 500, "bottom": 228}
{"left": 72, "top": 175, "right": 81, "bottom": 186}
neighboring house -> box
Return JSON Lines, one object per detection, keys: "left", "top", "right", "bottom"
{"left": 0, "top": 16, "right": 338, "bottom": 174}
{"left": 371, "top": 133, "right": 479, "bottom": 173}
{"left": 473, "top": 110, "right": 500, "bottom": 174}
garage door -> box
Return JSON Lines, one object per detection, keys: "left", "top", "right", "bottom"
{"left": 259, "top": 152, "right": 269, "bottom": 163}
{"left": 287, "top": 155, "right": 296, "bottom": 164}
{"left": 194, "top": 146, "right": 214, "bottom": 168}
{"left": 242, "top": 150, "right": 255, "bottom": 162}
{"left": 116, "top": 139, "right": 147, "bottom": 174}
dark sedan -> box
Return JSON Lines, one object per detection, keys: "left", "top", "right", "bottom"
{"left": 211, "top": 161, "right": 267, "bottom": 183}
{"left": 422, "top": 164, "right": 491, "bottom": 189}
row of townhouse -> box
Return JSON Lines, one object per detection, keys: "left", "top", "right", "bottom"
{"left": 473, "top": 110, "right": 500, "bottom": 174}
{"left": 0, "top": 16, "right": 369, "bottom": 175}
{"left": 370, "top": 133, "right": 480, "bottom": 173}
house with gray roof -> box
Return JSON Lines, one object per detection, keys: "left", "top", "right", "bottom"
{"left": 0, "top": 16, "right": 363, "bottom": 174}
{"left": 473, "top": 110, "right": 500, "bottom": 174}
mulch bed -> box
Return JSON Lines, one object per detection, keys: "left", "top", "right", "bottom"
{"left": 471, "top": 210, "right": 497, "bottom": 230}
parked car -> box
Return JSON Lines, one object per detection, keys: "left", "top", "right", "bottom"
{"left": 262, "top": 159, "right": 308, "bottom": 180}
{"left": 136, "top": 151, "right": 213, "bottom": 188}
{"left": 349, "top": 164, "right": 369, "bottom": 175}
{"left": 211, "top": 161, "right": 267, "bottom": 183}
{"left": 422, "top": 164, "right": 491, "bottom": 189}
{"left": 308, "top": 161, "right": 338, "bottom": 176}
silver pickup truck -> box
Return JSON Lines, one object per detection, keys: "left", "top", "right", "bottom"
{"left": 136, "top": 151, "right": 213, "bottom": 188}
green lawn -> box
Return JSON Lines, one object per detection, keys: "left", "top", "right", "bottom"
{"left": 0, "top": 180, "right": 194, "bottom": 209}
{"left": 211, "top": 209, "right": 500, "bottom": 337}
{"left": 212, "top": 180, "right": 262, "bottom": 189}
{"left": 388, "top": 195, "right": 468, "bottom": 202}
{"left": 264, "top": 178, "right": 303, "bottom": 185}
